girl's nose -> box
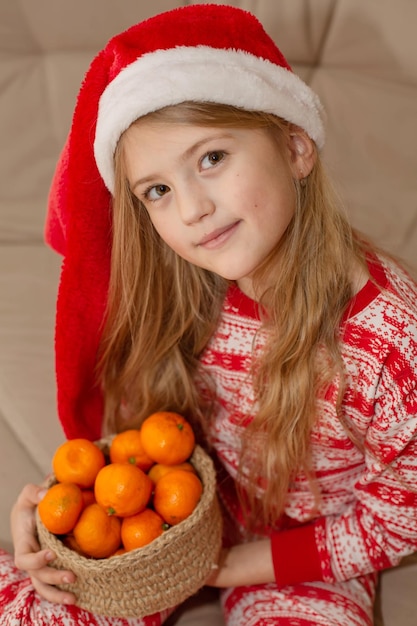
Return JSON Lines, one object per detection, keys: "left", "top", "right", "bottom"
{"left": 177, "top": 184, "right": 215, "bottom": 225}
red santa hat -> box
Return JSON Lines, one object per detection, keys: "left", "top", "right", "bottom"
{"left": 45, "top": 4, "right": 325, "bottom": 440}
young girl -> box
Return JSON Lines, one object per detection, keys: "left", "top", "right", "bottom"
{"left": 2, "top": 5, "right": 417, "bottom": 626}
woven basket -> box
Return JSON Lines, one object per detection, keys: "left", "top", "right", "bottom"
{"left": 36, "top": 439, "right": 222, "bottom": 618}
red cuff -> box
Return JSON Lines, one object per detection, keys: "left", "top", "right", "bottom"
{"left": 271, "top": 520, "right": 324, "bottom": 586}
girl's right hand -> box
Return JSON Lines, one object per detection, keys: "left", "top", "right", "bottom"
{"left": 11, "top": 483, "right": 77, "bottom": 605}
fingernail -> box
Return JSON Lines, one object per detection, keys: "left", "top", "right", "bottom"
{"left": 62, "top": 575, "right": 71, "bottom": 584}
{"left": 45, "top": 551, "right": 54, "bottom": 561}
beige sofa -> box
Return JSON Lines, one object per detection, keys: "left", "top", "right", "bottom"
{"left": 1, "top": 1, "right": 416, "bottom": 623}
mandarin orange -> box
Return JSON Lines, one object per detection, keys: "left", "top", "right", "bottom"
{"left": 109, "top": 429, "right": 154, "bottom": 471}
{"left": 80, "top": 489, "right": 96, "bottom": 509}
{"left": 94, "top": 462, "right": 152, "bottom": 517}
{"left": 140, "top": 412, "right": 195, "bottom": 465}
{"left": 73, "top": 503, "right": 122, "bottom": 559}
{"left": 153, "top": 468, "right": 203, "bottom": 526}
{"left": 110, "top": 547, "right": 127, "bottom": 557}
{"left": 52, "top": 438, "right": 106, "bottom": 488}
{"left": 38, "top": 482, "right": 83, "bottom": 535}
{"left": 121, "top": 508, "right": 168, "bottom": 551}
{"left": 147, "top": 461, "right": 196, "bottom": 484}
{"left": 62, "top": 532, "right": 87, "bottom": 556}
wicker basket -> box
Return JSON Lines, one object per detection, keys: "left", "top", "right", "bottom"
{"left": 36, "top": 439, "right": 222, "bottom": 618}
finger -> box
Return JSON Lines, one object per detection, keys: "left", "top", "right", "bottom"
{"left": 14, "top": 483, "right": 47, "bottom": 509}
{"left": 28, "top": 558, "right": 78, "bottom": 605}
{"left": 16, "top": 548, "right": 76, "bottom": 587}
{"left": 28, "top": 562, "right": 76, "bottom": 587}
{"left": 31, "top": 577, "right": 77, "bottom": 606}
{"left": 14, "top": 547, "right": 54, "bottom": 574}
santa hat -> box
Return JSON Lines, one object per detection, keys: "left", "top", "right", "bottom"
{"left": 45, "top": 4, "right": 325, "bottom": 440}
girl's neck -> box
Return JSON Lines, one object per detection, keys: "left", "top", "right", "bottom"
{"left": 237, "top": 256, "right": 369, "bottom": 304}
{"left": 349, "top": 258, "right": 369, "bottom": 295}
{"left": 236, "top": 276, "right": 257, "bottom": 301}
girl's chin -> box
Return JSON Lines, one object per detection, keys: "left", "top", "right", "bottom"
{"left": 186, "top": 255, "right": 258, "bottom": 285}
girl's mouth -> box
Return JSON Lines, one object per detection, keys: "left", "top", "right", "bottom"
{"left": 197, "top": 221, "right": 240, "bottom": 249}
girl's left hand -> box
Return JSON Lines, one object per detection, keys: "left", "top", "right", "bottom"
{"left": 206, "top": 539, "right": 275, "bottom": 588}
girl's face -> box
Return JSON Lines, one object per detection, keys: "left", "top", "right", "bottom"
{"left": 122, "top": 119, "right": 313, "bottom": 297}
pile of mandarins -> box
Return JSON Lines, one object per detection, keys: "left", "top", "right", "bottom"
{"left": 38, "top": 412, "right": 203, "bottom": 559}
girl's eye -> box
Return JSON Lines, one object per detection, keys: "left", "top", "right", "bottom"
{"left": 144, "top": 184, "right": 170, "bottom": 202}
{"left": 201, "top": 151, "right": 225, "bottom": 170}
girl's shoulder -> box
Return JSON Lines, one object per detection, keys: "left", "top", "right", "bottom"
{"left": 343, "top": 254, "right": 417, "bottom": 352}
{"left": 381, "top": 256, "right": 417, "bottom": 311}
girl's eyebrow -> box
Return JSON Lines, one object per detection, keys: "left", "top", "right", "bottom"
{"left": 179, "top": 132, "right": 232, "bottom": 163}
{"left": 130, "top": 132, "right": 233, "bottom": 192}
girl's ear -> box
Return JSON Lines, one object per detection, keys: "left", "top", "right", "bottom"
{"left": 287, "top": 129, "right": 317, "bottom": 181}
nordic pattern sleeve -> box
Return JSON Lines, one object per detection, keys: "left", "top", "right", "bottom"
{"left": 271, "top": 292, "right": 417, "bottom": 586}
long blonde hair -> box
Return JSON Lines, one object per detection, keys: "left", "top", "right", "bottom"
{"left": 98, "top": 102, "right": 370, "bottom": 528}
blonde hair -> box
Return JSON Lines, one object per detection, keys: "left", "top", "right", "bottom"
{"left": 98, "top": 102, "right": 371, "bottom": 528}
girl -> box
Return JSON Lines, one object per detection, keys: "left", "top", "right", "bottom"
{"left": 3, "top": 5, "right": 417, "bottom": 626}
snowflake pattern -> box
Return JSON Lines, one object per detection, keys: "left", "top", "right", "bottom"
{"left": 198, "top": 257, "right": 417, "bottom": 620}
{"left": 2, "top": 258, "right": 417, "bottom": 624}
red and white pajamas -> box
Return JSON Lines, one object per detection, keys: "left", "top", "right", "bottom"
{"left": 199, "top": 256, "right": 417, "bottom": 625}
{"left": 1, "top": 256, "right": 416, "bottom": 626}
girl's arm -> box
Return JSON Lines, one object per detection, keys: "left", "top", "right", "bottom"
{"left": 208, "top": 424, "right": 417, "bottom": 591}
{"left": 207, "top": 540, "right": 275, "bottom": 588}
{"left": 11, "top": 483, "right": 77, "bottom": 605}
{"left": 210, "top": 337, "right": 417, "bottom": 589}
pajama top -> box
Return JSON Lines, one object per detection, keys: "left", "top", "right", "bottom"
{"left": 199, "top": 256, "right": 417, "bottom": 587}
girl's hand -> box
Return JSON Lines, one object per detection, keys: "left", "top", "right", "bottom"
{"left": 11, "top": 483, "right": 77, "bottom": 605}
{"left": 207, "top": 540, "right": 275, "bottom": 588}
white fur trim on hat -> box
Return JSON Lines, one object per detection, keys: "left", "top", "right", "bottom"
{"left": 94, "top": 46, "right": 325, "bottom": 194}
